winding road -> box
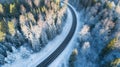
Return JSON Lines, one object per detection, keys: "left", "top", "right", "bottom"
{"left": 37, "top": 3, "right": 77, "bottom": 67}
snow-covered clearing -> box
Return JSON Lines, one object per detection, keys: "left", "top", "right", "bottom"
{"left": 2, "top": 7, "right": 73, "bottom": 67}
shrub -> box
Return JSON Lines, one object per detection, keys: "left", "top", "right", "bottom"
{"left": 72, "top": 48, "right": 78, "bottom": 55}
{"left": 0, "top": 20, "right": 7, "bottom": 33}
{"left": 0, "top": 31, "right": 6, "bottom": 42}
{"left": 105, "top": 58, "right": 120, "bottom": 67}
{"left": 69, "top": 49, "right": 78, "bottom": 67}
{"left": 8, "top": 21, "right": 15, "bottom": 36}
{"left": 111, "top": 58, "right": 120, "bottom": 66}
{"left": 10, "top": 3, "right": 16, "bottom": 14}
{"left": 105, "top": 37, "right": 118, "bottom": 50}
{"left": 106, "top": 1, "right": 116, "bottom": 9}
{"left": 41, "top": 6, "right": 46, "bottom": 13}
{"left": 0, "top": 20, "right": 8, "bottom": 41}
{"left": 99, "top": 37, "right": 118, "bottom": 60}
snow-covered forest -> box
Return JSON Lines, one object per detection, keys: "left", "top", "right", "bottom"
{"left": 0, "top": 0, "right": 120, "bottom": 67}
{"left": 69, "top": 0, "right": 120, "bottom": 67}
{"left": 0, "top": 0, "right": 68, "bottom": 65}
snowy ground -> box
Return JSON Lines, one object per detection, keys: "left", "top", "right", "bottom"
{"left": 2, "top": 7, "right": 73, "bottom": 67}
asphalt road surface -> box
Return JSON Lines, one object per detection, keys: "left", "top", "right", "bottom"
{"left": 37, "top": 3, "right": 77, "bottom": 67}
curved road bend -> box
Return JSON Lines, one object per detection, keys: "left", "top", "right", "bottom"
{"left": 37, "top": 3, "right": 77, "bottom": 67}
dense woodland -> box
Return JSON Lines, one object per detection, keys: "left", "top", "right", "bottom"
{"left": 69, "top": 0, "right": 120, "bottom": 67}
{"left": 0, "top": 0, "right": 67, "bottom": 65}
{"left": 0, "top": 0, "right": 120, "bottom": 67}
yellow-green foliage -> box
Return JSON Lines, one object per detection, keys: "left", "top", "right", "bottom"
{"left": 107, "top": 3, "right": 112, "bottom": 9}
{"left": 69, "top": 49, "right": 78, "bottom": 67}
{"left": 107, "top": 1, "right": 115, "bottom": 9}
{"left": 8, "top": 21, "right": 15, "bottom": 36}
{"left": 70, "top": 49, "right": 78, "bottom": 61}
{"left": 41, "top": 6, "right": 46, "bottom": 12}
{"left": 99, "top": 37, "right": 118, "bottom": 58}
{"left": 0, "top": 4, "right": 4, "bottom": 13}
{"left": 55, "top": 0, "right": 60, "bottom": 5}
{"left": 0, "top": 20, "right": 7, "bottom": 33}
{"left": 0, "top": 22, "right": 1, "bottom": 30}
{"left": 111, "top": 58, "right": 120, "bottom": 66}
{"left": 72, "top": 49, "right": 78, "bottom": 56}
{"left": 31, "top": 7, "right": 40, "bottom": 14}
{"left": 10, "top": 3, "right": 16, "bottom": 14}
{"left": 0, "top": 31, "right": 6, "bottom": 42}
{"left": 0, "top": 21, "right": 7, "bottom": 41}
{"left": 107, "top": 37, "right": 118, "bottom": 49}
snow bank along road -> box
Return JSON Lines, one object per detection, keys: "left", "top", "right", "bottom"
{"left": 37, "top": 3, "right": 77, "bottom": 67}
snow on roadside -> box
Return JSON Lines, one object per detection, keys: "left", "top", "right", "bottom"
{"left": 2, "top": 7, "right": 73, "bottom": 67}
{"left": 49, "top": 3, "right": 84, "bottom": 67}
